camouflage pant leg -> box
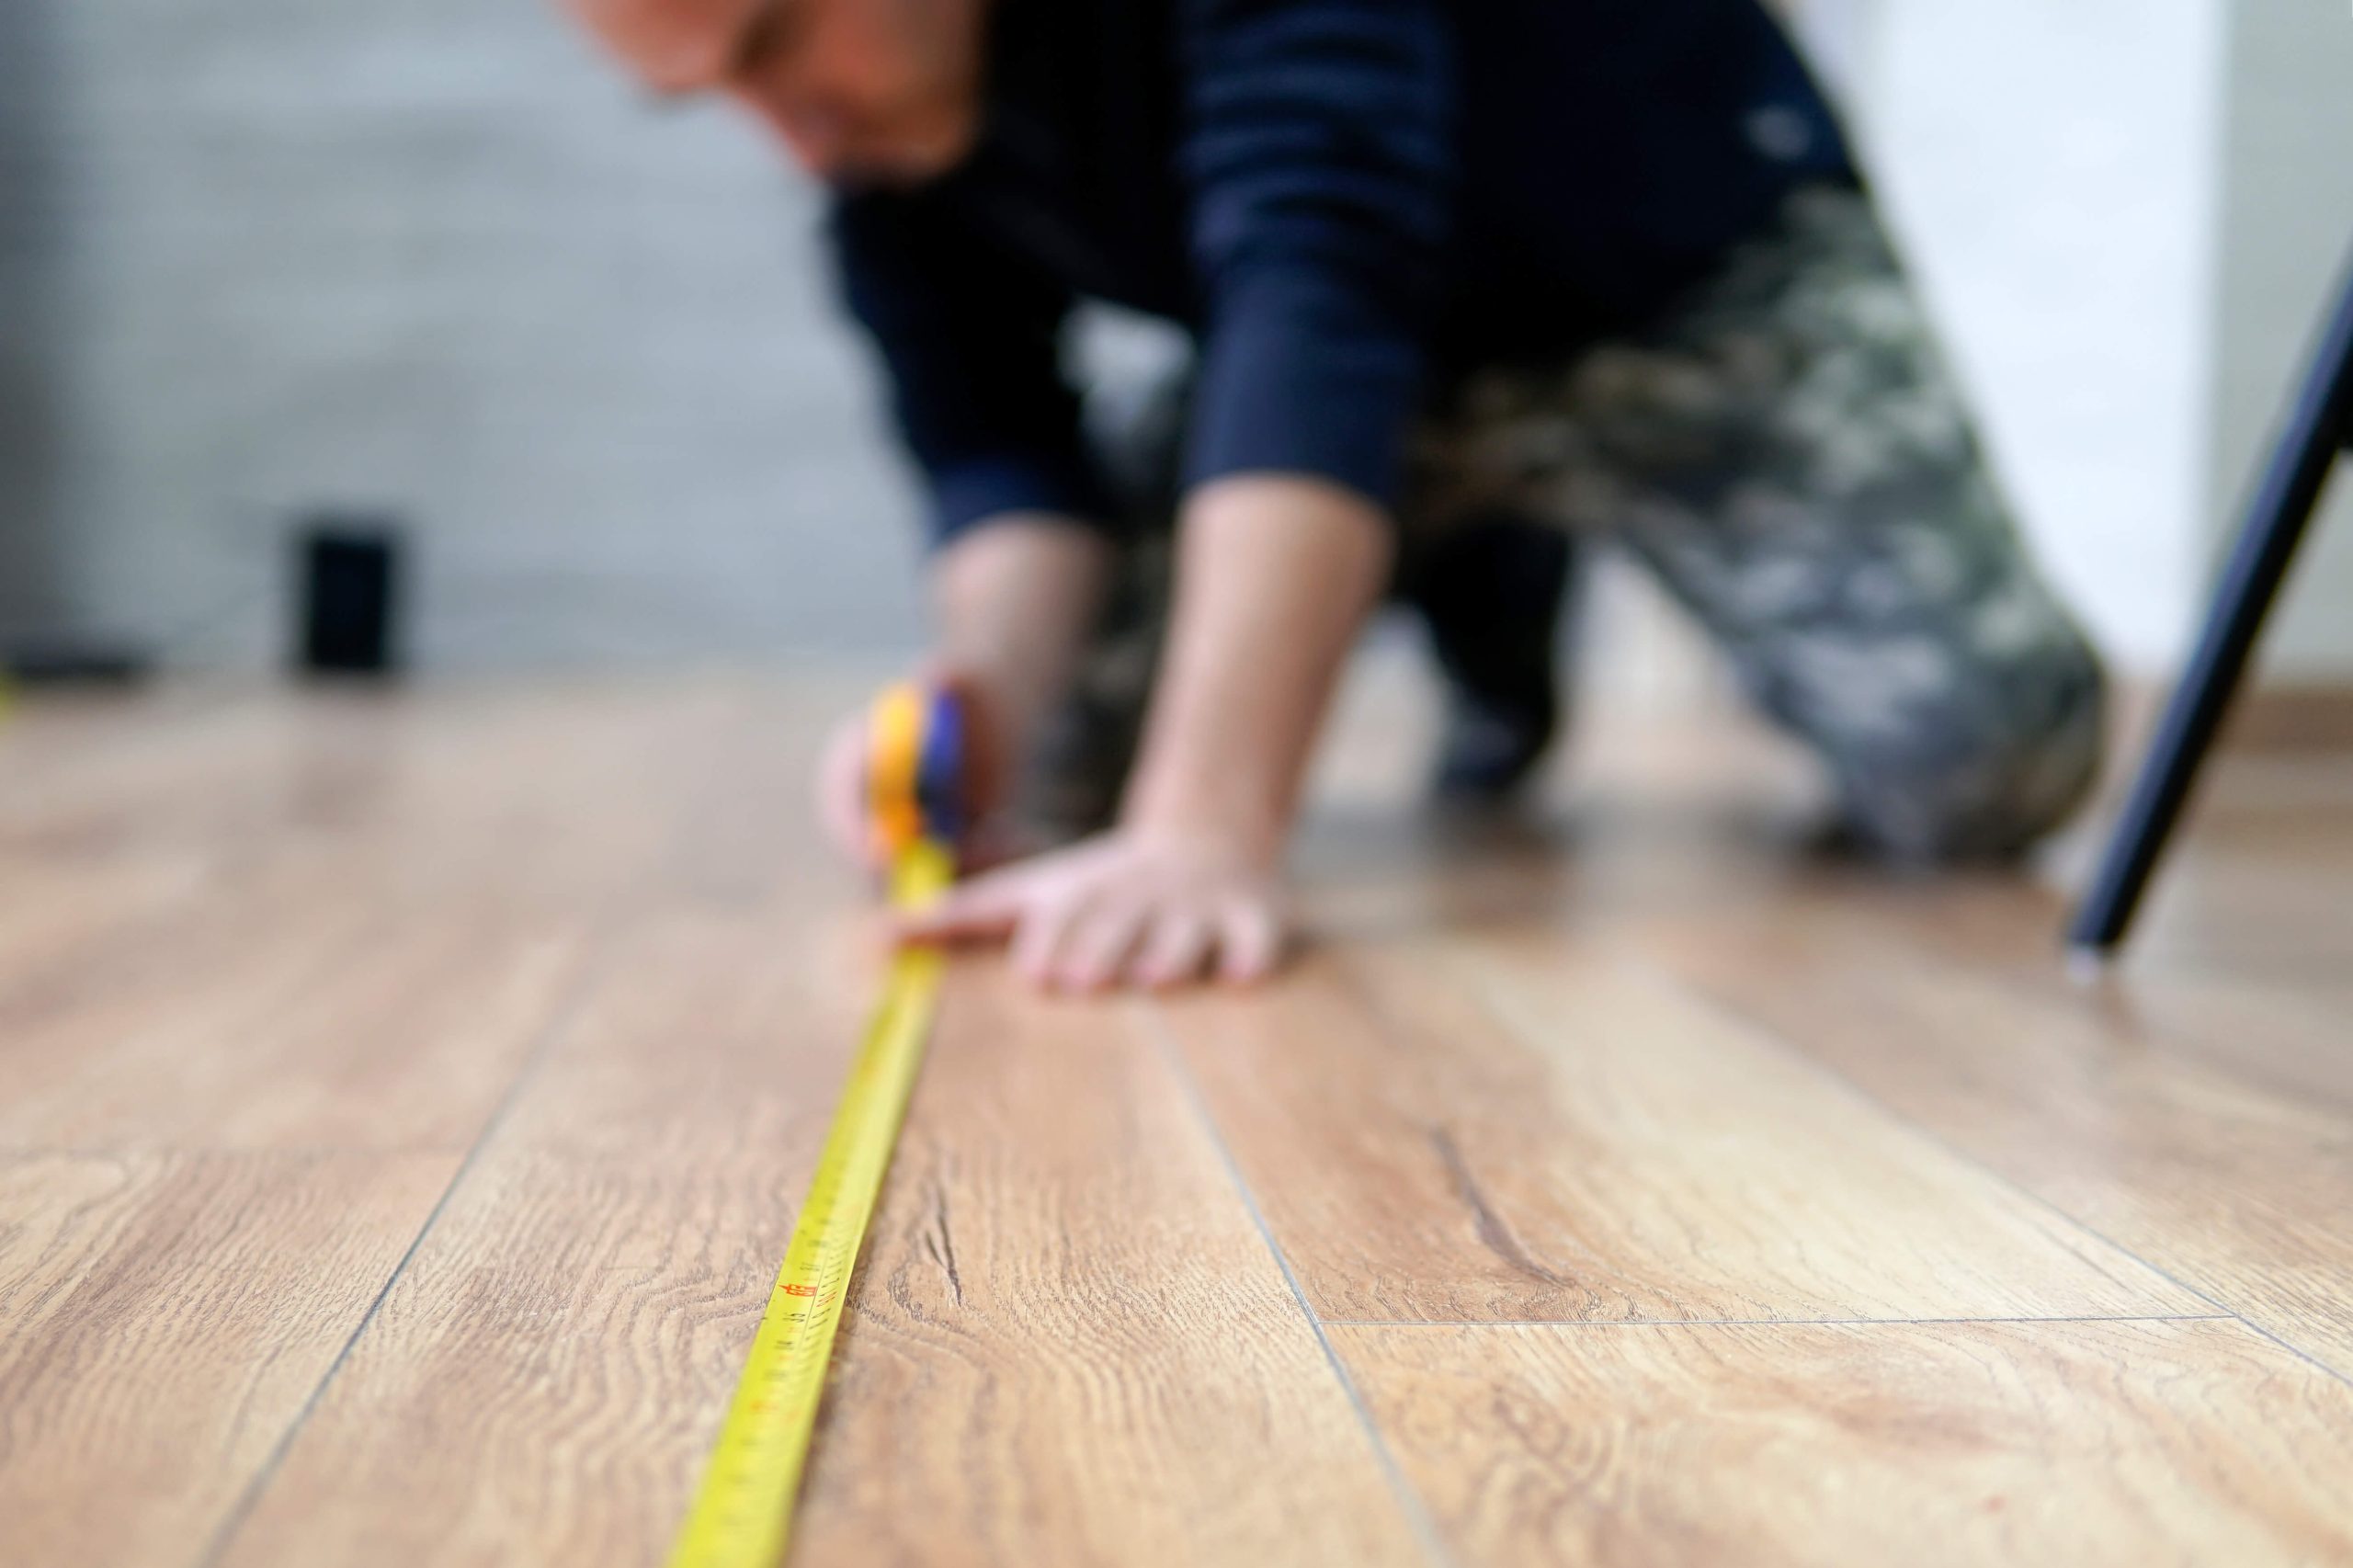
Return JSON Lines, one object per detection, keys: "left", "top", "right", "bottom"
{"left": 1415, "top": 185, "right": 2107, "bottom": 860}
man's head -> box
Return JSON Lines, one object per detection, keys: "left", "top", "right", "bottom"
{"left": 563, "top": 0, "right": 992, "bottom": 185}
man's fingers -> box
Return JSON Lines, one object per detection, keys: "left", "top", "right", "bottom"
{"left": 1055, "top": 899, "right": 1152, "bottom": 993}
{"left": 892, "top": 874, "right": 1027, "bottom": 944}
{"left": 1010, "top": 886, "right": 1095, "bottom": 986}
{"left": 1215, "top": 902, "right": 1286, "bottom": 985}
{"left": 1132, "top": 913, "right": 1214, "bottom": 990}
{"left": 817, "top": 722, "right": 878, "bottom": 870}
{"left": 887, "top": 846, "right": 1290, "bottom": 995}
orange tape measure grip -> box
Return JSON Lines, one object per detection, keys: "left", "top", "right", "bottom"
{"left": 864, "top": 682, "right": 924, "bottom": 863}
{"left": 665, "top": 682, "right": 961, "bottom": 1568}
{"left": 864, "top": 680, "right": 970, "bottom": 866}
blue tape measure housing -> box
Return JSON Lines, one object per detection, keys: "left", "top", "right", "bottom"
{"left": 915, "top": 687, "right": 965, "bottom": 847}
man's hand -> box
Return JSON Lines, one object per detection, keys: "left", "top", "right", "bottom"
{"left": 892, "top": 825, "right": 1290, "bottom": 991}
{"left": 812, "top": 517, "right": 1110, "bottom": 869}
{"left": 896, "top": 475, "right": 1391, "bottom": 994}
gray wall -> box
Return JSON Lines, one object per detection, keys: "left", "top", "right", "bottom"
{"left": 0, "top": 0, "right": 70, "bottom": 633}
{"left": 3, "top": 0, "right": 923, "bottom": 670}
{"left": 1831, "top": 0, "right": 2227, "bottom": 674}
{"left": 2211, "top": 0, "right": 2353, "bottom": 681}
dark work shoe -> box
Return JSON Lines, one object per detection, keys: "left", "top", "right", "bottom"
{"left": 1435, "top": 686, "right": 1561, "bottom": 800}
{"left": 1401, "top": 518, "right": 1575, "bottom": 802}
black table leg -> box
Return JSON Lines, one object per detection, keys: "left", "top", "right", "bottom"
{"left": 2068, "top": 253, "right": 2353, "bottom": 958}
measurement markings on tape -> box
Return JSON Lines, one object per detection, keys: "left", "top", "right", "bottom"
{"left": 667, "top": 684, "right": 961, "bottom": 1568}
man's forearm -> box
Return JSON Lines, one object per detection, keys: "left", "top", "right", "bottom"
{"left": 931, "top": 516, "right": 1115, "bottom": 751}
{"left": 1121, "top": 474, "right": 1394, "bottom": 861}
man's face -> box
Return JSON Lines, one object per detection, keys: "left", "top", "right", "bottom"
{"left": 565, "top": 0, "right": 990, "bottom": 185}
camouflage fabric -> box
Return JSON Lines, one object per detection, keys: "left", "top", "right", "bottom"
{"left": 1044, "top": 184, "right": 2106, "bottom": 859}
{"left": 1410, "top": 185, "right": 2104, "bottom": 858}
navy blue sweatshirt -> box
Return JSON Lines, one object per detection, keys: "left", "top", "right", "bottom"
{"left": 830, "top": 0, "right": 1857, "bottom": 543}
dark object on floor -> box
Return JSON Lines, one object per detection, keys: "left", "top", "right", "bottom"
{"left": 0, "top": 631, "right": 153, "bottom": 687}
{"left": 1405, "top": 518, "right": 1575, "bottom": 801}
{"left": 297, "top": 520, "right": 405, "bottom": 677}
{"left": 2071, "top": 245, "right": 2353, "bottom": 958}
{"left": 1434, "top": 684, "right": 1562, "bottom": 802}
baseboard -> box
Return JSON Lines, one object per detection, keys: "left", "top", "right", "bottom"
{"left": 2080, "top": 678, "right": 2353, "bottom": 777}
{"left": 2225, "top": 682, "right": 2353, "bottom": 751}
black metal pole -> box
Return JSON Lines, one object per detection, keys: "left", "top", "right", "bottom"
{"left": 2068, "top": 251, "right": 2353, "bottom": 957}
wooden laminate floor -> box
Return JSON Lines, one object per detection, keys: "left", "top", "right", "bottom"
{"left": 3, "top": 666, "right": 2349, "bottom": 1567}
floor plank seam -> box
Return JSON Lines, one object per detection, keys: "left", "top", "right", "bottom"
{"left": 1316, "top": 1312, "right": 2243, "bottom": 1329}
{"left": 0, "top": 1146, "right": 493, "bottom": 1159}
{"left": 1133, "top": 1003, "right": 1461, "bottom": 1568}
{"left": 1614, "top": 949, "right": 2353, "bottom": 1395}
{"left": 186, "top": 915, "right": 631, "bottom": 1568}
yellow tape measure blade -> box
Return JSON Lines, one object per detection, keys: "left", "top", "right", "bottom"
{"left": 665, "top": 839, "right": 953, "bottom": 1568}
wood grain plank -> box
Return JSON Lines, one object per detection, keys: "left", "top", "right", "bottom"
{"left": 1337, "top": 1317, "right": 2353, "bottom": 1568}
{"left": 0, "top": 864, "right": 384, "bottom": 1147}
{"left": 217, "top": 923, "right": 1429, "bottom": 1568}
{"left": 1826, "top": 874, "right": 2353, "bottom": 1118}
{"left": 1158, "top": 941, "right": 2200, "bottom": 1324}
{"left": 1640, "top": 904, "right": 2353, "bottom": 1376}
{"left": 0, "top": 687, "right": 257, "bottom": 824}
{"left": 189, "top": 907, "right": 863, "bottom": 1568}
{"left": 0, "top": 1152, "right": 456, "bottom": 1568}
{"left": 0, "top": 676, "right": 837, "bottom": 1154}
{"left": 1751, "top": 876, "right": 2353, "bottom": 1119}
{"left": 0, "top": 853, "right": 211, "bottom": 1005}
{"left": 12, "top": 678, "right": 2336, "bottom": 1567}
{"left": 2103, "top": 974, "right": 2353, "bottom": 1118}
{"left": 791, "top": 973, "right": 1427, "bottom": 1568}
{"left": 0, "top": 879, "right": 594, "bottom": 1153}
{"left": 0, "top": 680, "right": 787, "bottom": 917}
